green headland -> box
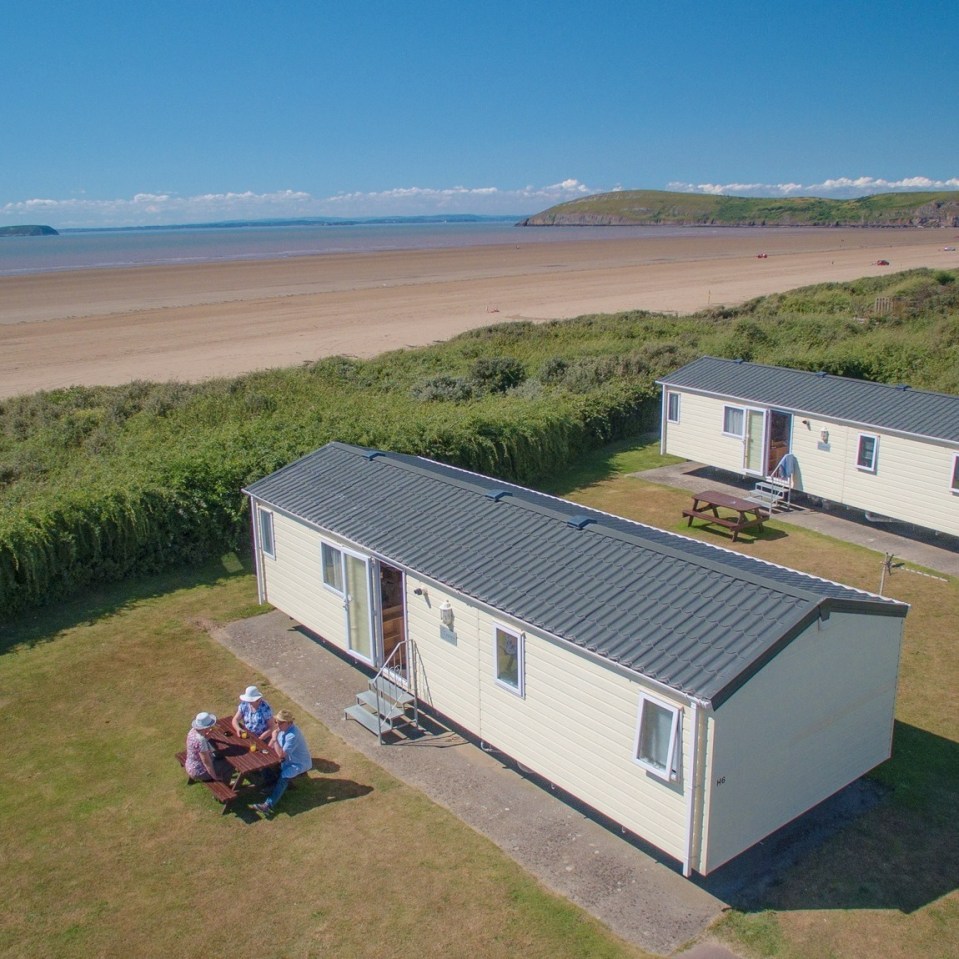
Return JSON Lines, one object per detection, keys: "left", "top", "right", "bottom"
{"left": 519, "top": 189, "right": 959, "bottom": 228}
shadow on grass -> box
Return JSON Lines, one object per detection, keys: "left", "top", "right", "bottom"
{"left": 0, "top": 551, "right": 257, "bottom": 655}
{"left": 698, "top": 721, "right": 959, "bottom": 914}
{"left": 235, "top": 775, "right": 374, "bottom": 823}
{"left": 535, "top": 434, "right": 664, "bottom": 497}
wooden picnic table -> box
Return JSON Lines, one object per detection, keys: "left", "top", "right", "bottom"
{"left": 207, "top": 716, "right": 280, "bottom": 788}
{"left": 682, "top": 489, "right": 767, "bottom": 542}
{"left": 177, "top": 716, "right": 280, "bottom": 812}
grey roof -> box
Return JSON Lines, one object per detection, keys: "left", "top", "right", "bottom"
{"left": 244, "top": 442, "right": 905, "bottom": 708}
{"left": 658, "top": 356, "right": 959, "bottom": 444}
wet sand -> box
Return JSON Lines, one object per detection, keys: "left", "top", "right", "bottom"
{"left": 1, "top": 227, "right": 956, "bottom": 398}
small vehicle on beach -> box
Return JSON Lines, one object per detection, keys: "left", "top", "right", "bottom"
{"left": 756, "top": 252, "right": 768, "bottom": 259}
{"left": 875, "top": 259, "right": 890, "bottom": 266}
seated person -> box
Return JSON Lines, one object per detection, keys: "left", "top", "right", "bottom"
{"left": 251, "top": 709, "right": 312, "bottom": 817}
{"left": 184, "top": 711, "right": 228, "bottom": 782}
{"left": 231, "top": 685, "right": 273, "bottom": 741}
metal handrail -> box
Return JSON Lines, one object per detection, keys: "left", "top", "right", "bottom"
{"left": 370, "top": 639, "right": 419, "bottom": 743}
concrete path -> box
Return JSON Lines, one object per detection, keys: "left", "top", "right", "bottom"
{"left": 216, "top": 611, "right": 736, "bottom": 958}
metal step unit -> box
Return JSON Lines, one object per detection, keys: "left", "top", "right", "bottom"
{"left": 344, "top": 664, "right": 418, "bottom": 744}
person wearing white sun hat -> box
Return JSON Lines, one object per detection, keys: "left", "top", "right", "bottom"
{"left": 184, "top": 711, "right": 227, "bottom": 782}
{"left": 231, "top": 685, "right": 274, "bottom": 741}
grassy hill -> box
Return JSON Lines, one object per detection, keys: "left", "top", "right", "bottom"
{"left": 520, "top": 189, "right": 959, "bottom": 228}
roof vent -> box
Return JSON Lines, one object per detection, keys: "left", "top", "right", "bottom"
{"left": 815, "top": 370, "right": 828, "bottom": 378}
{"left": 485, "top": 489, "right": 512, "bottom": 502}
{"left": 566, "top": 515, "right": 595, "bottom": 530}
{"left": 362, "top": 450, "right": 385, "bottom": 460}
{"left": 896, "top": 384, "right": 910, "bottom": 391}
{"left": 733, "top": 358, "right": 744, "bottom": 364}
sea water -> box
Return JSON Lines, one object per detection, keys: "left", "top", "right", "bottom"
{"left": 0, "top": 220, "right": 711, "bottom": 277}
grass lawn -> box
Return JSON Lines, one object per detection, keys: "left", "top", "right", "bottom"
{"left": 0, "top": 561, "right": 646, "bottom": 959}
{"left": 2, "top": 437, "right": 957, "bottom": 959}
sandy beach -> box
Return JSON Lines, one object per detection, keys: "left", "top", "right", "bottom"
{"left": 1, "top": 227, "right": 956, "bottom": 399}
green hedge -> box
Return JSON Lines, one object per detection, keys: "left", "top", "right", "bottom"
{"left": 0, "top": 384, "right": 658, "bottom": 619}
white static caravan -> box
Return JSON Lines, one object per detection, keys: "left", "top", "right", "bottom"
{"left": 244, "top": 442, "right": 907, "bottom": 876}
{"left": 658, "top": 356, "right": 959, "bottom": 537}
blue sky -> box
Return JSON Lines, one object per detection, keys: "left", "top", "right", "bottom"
{"left": 3, "top": 1, "right": 957, "bottom": 228}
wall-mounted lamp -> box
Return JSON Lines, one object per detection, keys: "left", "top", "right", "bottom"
{"left": 801, "top": 419, "right": 810, "bottom": 427}
{"left": 820, "top": 428, "right": 829, "bottom": 443}
{"left": 439, "top": 600, "right": 454, "bottom": 628}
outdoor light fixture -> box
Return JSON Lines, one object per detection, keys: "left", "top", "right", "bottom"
{"left": 820, "top": 428, "right": 829, "bottom": 443}
{"left": 439, "top": 600, "right": 454, "bottom": 628}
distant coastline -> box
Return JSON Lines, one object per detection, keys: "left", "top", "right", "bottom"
{"left": 0, "top": 224, "right": 59, "bottom": 237}
{"left": 59, "top": 213, "right": 524, "bottom": 235}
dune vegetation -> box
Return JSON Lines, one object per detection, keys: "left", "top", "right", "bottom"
{"left": 1, "top": 267, "right": 958, "bottom": 619}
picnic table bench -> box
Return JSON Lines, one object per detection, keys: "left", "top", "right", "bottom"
{"left": 682, "top": 489, "right": 767, "bottom": 542}
{"left": 176, "top": 750, "right": 239, "bottom": 810}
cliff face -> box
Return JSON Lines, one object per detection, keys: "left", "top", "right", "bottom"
{"left": 908, "top": 199, "right": 959, "bottom": 228}
{"left": 518, "top": 191, "right": 959, "bottom": 228}
{"left": 0, "top": 225, "right": 59, "bottom": 237}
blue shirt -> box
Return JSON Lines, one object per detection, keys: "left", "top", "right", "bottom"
{"left": 238, "top": 699, "right": 273, "bottom": 736}
{"left": 277, "top": 724, "right": 312, "bottom": 778}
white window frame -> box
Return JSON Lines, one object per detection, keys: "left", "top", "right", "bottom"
{"left": 633, "top": 692, "right": 681, "bottom": 782}
{"left": 856, "top": 432, "right": 879, "bottom": 473}
{"left": 666, "top": 391, "right": 681, "bottom": 423}
{"left": 257, "top": 508, "right": 275, "bottom": 559}
{"left": 321, "top": 541, "right": 344, "bottom": 595}
{"left": 722, "top": 405, "right": 745, "bottom": 438}
{"left": 951, "top": 453, "right": 959, "bottom": 493}
{"left": 493, "top": 623, "right": 524, "bottom": 696}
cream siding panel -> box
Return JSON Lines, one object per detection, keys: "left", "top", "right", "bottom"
{"left": 663, "top": 392, "right": 748, "bottom": 474}
{"left": 260, "top": 512, "right": 349, "bottom": 650}
{"left": 405, "top": 581, "right": 482, "bottom": 731}
{"left": 702, "top": 611, "right": 902, "bottom": 872}
{"left": 471, "top": 608, "right": 692, "bottom": 862}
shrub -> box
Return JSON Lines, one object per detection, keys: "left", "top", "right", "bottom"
{"left": 469, "top": 357, "right": 527, "bottom": 394}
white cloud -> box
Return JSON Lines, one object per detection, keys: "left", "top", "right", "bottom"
{"left": 667, "top": 176, "right": 959, "bottom": 198}
{"left": 0, "top": 181, "right": 593, "bottom": 228}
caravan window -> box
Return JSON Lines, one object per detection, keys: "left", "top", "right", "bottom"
{"left": 634, "top": 693, "right": 681, "bottom": 781}
{"left": 321, "top": 542, "right": 344, "bottom": 594}
{"left": 952, "top": 454, "right": 959, "bottom": 493}
{"left": 257, "top": 508, "right": 275, "bottom": 559}
{"left": 493, "top": 624, "right": 524, "bottom": 696}
{"left": 666, "top": 392, "right": 681, "bottom": 423}
{"left": 856, "top": 433, "right": 879, "bottom": 472}
{"left": 722, "top": 406, "right": 745, "bottom": 437}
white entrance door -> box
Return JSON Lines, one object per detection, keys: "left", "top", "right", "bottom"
{"left": 743, "top": 408, "right": 767, "bottom": 476}
{"left": 342, "top": 549, "right": 374, "bottom": 663}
